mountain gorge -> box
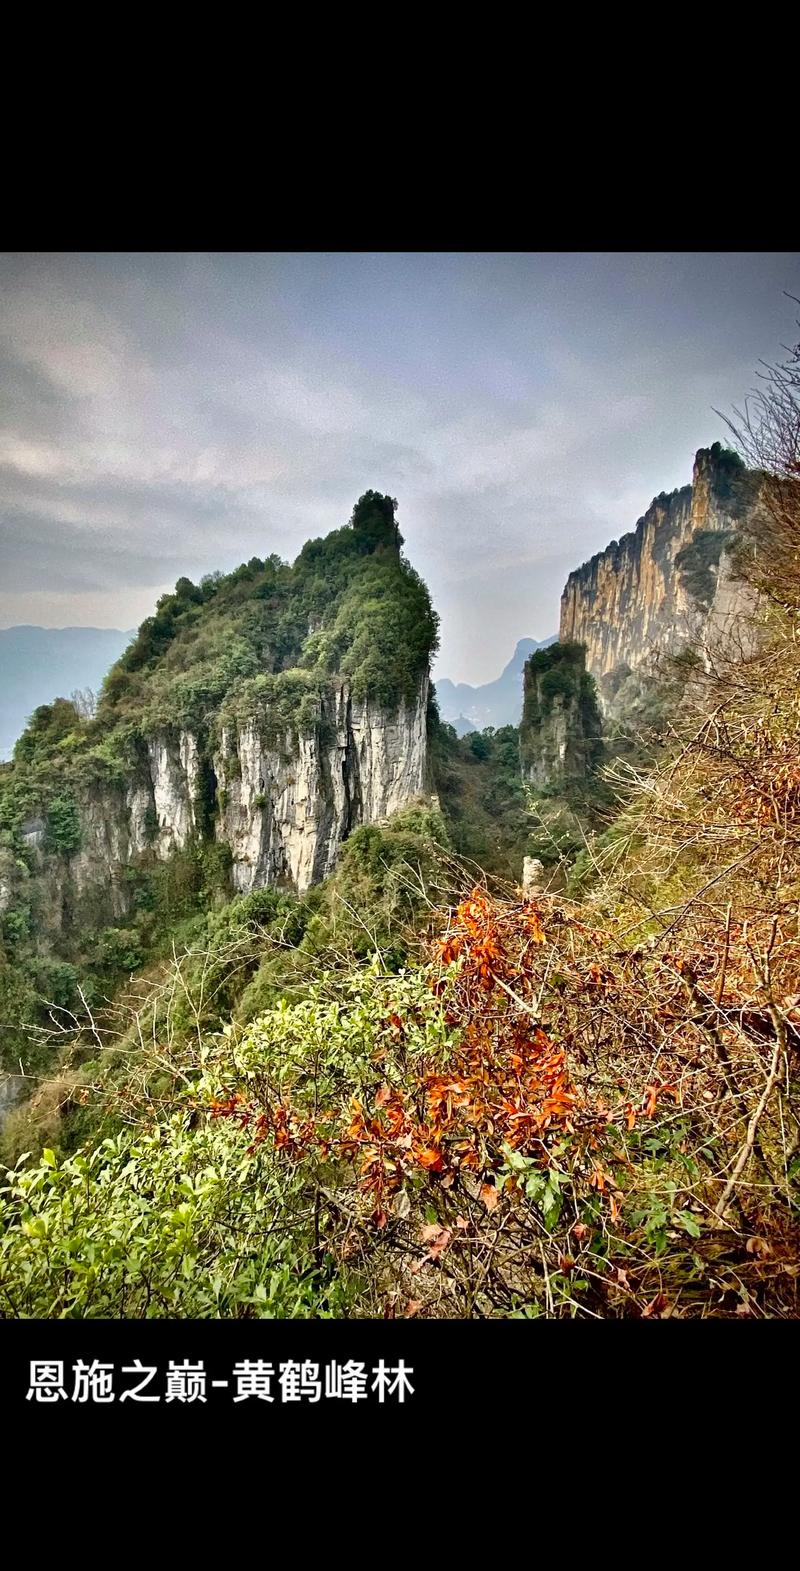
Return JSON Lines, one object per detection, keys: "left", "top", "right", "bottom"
{"left": 2, "top": 446, "right": 760, "bottom": 953}
{"left": 0, "top": 451, "right": 765, "bottom": 1084}
{"left": 3, "top": 407, "right": 799, "bottom": 1322}
{"left": 435, "top": 636, "right": 556, "bottom": 735}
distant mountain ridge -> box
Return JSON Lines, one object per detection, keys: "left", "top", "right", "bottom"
{"left": 435, "top": 636, "right": 557, "bottom": 736}
{"left": 0, "top": 626, "right": 134, "bottom": 760}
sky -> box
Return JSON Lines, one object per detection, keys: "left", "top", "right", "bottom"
{"left": 1, "top": 251, "right": 798, "bottom": 684}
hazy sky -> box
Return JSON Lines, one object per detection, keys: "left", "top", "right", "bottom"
{"left": 1, "top": 252, "right": 798, "bottom": 683}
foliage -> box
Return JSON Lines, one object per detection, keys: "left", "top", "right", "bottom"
{"left": 430, "top": 712, "right": 549, "bottom": 879}
{"left": 350, "top": 490, "right": 402, "bottom": 552}
{"left": 44, "top": 794, "right": 82, "bottom": 856}
{"left": 4, "top": 879, "right": 797, "bottom": 1318}
{"left": 0, "top": 803, "right": 456, "bottom": 1156}
{"left": 0, "top": 491, "right": 438, "bottom": 822}
{"left": 676, "top": 527, "right": 735, "bottom": 610}
{"left": 524, "top": 640, "right": 588, "bottom": 712}
{"left": 520, "top": 642, "right": 604, "bottom": 789}
{"left": 706, "top": 442, "right": 760, "bottom": 518}
{"left": 0, "top": 1123, "right": 362, "bottom": 1318}
{"left": 12, "top": 700, "right": 82, "bottom": 766}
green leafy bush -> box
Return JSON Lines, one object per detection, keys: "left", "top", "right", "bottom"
{"left": 676, "top": 527, "right": 734, "bottom": 609}
{"left": 44, "top": 795, "right": 82, "bottom": 856}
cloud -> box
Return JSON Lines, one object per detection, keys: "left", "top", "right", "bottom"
{"left": 1, "top": 252, "right": 798, "bottom": 683}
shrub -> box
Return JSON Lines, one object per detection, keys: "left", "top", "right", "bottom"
{"left": 44, "top": 795, "right": 82, "bottom": 856}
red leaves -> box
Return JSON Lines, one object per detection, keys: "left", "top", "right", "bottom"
{"left": 583, "top": 961, "right": 616, "bottom": 994}
{"left": 439, "top": 888, "right": 546, "bottom": 990}
{"left": 414, "top": 1223, "right": 453, "bottom": 1270}
{"left": 644, "top": 1081, "right": 681, "bottom": 1117}
{"left": 414, "top": 1146, "right": 445, "bottom": 1172}
{"left": 268, "top": 1105, "right": 315, "bottom": 1160}
{"left": 207, "top": 890, "right": 594, "bottom": 1231}
{"left": 204, "top": 889, "right": 635, "bottom": 1250}
{"left": 346, "top": 892, "right": 592, "bottom": 1220}
{"left": 438, "top": 937, "right": 461, "bottom": 966}
{"left": 210, "top": 1092, "right": 246, "bottom": 1120}
{"left": 642, "top": 1292, "right": 669, "bottom": 1318}
{"left": 245, "top": 1113, "right": 269, "bottom": 1156}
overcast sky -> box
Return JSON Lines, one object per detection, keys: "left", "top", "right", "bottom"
{"left": 1, "top": 251, "right": 798, "bottom": 684}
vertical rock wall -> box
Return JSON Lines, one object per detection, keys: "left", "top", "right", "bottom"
{"left": 59, "top": 677, "right": 430, "bottom": 908}
{"left": 559, "top": 447, "right": 760, "bottom": 684}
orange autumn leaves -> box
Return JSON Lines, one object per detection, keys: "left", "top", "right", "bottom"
{"left": 206, "top": 886, "right": 715, "bottom": 1242}
{"left": 340, "top": 889, "right": 583, "bottom": 1221}
{"left": 623, "top": 1080, "right": 681, "bottom": 1129}
{"left": 437, "top": 890, "right": 545, "bottom": 984}
{"left": 211, "top": 888, "right": 585, "bottom": 1226}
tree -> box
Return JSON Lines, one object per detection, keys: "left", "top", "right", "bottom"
{"left": 717, "top": 300, "right": 800, "bottom": 611}
{"left": 70, "top": 688, "right": 97, "bottom": 719}
{"left": 350, "top": 491, "right": 403, "bottom": 552}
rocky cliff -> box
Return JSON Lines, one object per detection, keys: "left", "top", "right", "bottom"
{"left": 0, "top": 492, "right": 437, "bottom": 959}
{"left": 559, "top": 445, "right": 761, "bottom": 690}
{"left": 218, "top": 680, "right": 428, "bottom": 895}
{"left": 41, "top": 674, "right": 430, "bottom": 920}
{"left": 519, "top": 643, "right": 603, "bottom": 792}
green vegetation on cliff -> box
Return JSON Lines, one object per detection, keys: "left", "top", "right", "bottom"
{"left": 676, "top": 527, "right": 735, "bottom": 609}
{"left": 520, "top": 642, "right": 604, "bottom": 790}
{"left": 705, "top": 441, "right": 761, "bottom": 517}
{"left": 0, "top": 493, "right": 438, "bottom": 1079}
{"left": 5, "top": 346, "right": 800, "bottom": 1322}
{"left": 2, "top": 492, "right": 436, "bottom": 800}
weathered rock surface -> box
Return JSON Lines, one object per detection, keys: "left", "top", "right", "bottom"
{"left": 559, "top": 446, "right": 761, "bottom": 689}
{"left": 57, "top": 676, "right": 429, "bottom": 910}
{"left": 522, "top": 856, "right": 545, "bottom": 897}
{"left": 215, "top": 676, "right": 429, "bottom": 895}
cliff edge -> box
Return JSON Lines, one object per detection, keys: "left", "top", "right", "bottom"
{"left": 559, "top": 444, "right": 761, "bottom": 688}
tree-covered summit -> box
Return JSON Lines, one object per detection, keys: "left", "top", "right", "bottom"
{"left": 2, "top": 491, "right": 438, "bottom": 794}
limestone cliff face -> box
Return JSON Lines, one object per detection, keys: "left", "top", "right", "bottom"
{"left": 215, "top": 677, "right": 429, "bottom": 895}
{"left": 519, "top": 644, "right": 603, "bottom": 792}
{"left": 56, "top": 676, "right": 429, "bottom": 913}
{"left": 60, "top": 730, "right": 204, "bottom": 919}
{"left": 559, "top": 446, "right": 760, "bottom": 686}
